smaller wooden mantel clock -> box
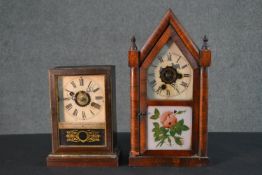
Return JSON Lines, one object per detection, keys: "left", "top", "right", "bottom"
{"left": 47, "top": 66, "right": 118, "bottom": 167}
{"left": 128, "top": 9, "right": 211, "bottom": 167}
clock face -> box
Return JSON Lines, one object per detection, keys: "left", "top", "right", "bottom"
{"left": 58, "top": 75, "right": 106, "bottom": 125}
{"left": 147, "top": 40, "right": 193, "bottom": 100}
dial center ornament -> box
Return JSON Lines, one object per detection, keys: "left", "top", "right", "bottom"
{"left": 75, "top": 91, "right": 91, "bottom": 107}
{"left": 160, "top": 66, "right": 182, "bottom": 84}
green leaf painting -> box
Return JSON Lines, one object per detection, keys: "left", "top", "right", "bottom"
{"left": 151, "top": 108, "right": 189, "bottom": 147}
{"left": 176, "top": 110, "right": 186, "bottom": 114}
{"left": 150, "top": 108, "right": 160, "bottom": 119}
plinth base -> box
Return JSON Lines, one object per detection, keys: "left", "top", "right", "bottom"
{"left": 129, "top": 154, "right": 208, "bottom": 167}
{"left": 47, "top": 152, "right": 119, "bottom": 167}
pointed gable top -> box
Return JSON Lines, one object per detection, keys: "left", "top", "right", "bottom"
{"left": 140, "top": 9, "right": 200, "bottom": 64}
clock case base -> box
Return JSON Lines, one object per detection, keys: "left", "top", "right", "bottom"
{"left": 129, "top": 155, "right": 208, "bottom": 167}
{"left": 47, "top": 151, "right": 119, "bottom": 167}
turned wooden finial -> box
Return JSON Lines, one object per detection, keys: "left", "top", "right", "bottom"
{"left": 200, "top": 35, "right": 211, "bottom": 67}
{"left": 130, "top": 36, "right": 137, "bottom": 51}
{"left": 202, "top": 35, "right": 209, "bottom": 50}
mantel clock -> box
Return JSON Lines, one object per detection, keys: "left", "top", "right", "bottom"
{"left": 47, "top": 66, "right": 118, "bottom": 167}
{"left": 128, "top": 9, "right": 211, "bottom": 167}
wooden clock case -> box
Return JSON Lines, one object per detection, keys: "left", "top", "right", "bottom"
{"left": 128, "top": 9, "right": 211, "bottom": 167}
{"left": 47, "top": 66, "right": 119, "bottom": 167}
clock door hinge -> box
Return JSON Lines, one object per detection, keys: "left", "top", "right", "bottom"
{"left": 137, "top": 112, "right": 147, "bottom": 119}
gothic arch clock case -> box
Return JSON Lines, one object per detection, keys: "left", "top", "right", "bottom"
{"left": 128, "top": 10, "right": 211, "bottom": 167}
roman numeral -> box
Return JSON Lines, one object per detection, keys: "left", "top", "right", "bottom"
{"left": 166, "top": 89, "right": 170, "bottom": 96}
{"left": 88, "top": 81, "right": 93, "bottom": 88}
{"left": 184, "top": 74, "right": 190, "bottom": 77}
{"left": 175, "top": 87, "right": 180, "bottom": 94}
{"left": 79, "top": 77, "right": 84, "bottom": 86}
{"left": 171, "top": 83, "right": 180, "bottom": 94}
{"left": 87, "top": 81, "right": 93, "bottom": 92}
{"left": 91, "top": 102, "right": 101, "bottom": 110}
{"left": 150, "top": 80, "right": 157, "bottom": 87}
{"left": 71, "top": 81, "right": 76, "bottom": 88}
{"left": 167, "top": 53, "right": 172, "bottom": 61}
{"left": 158, "top": 56, "right": 163, "bottom": 62}
{"left": 170, "top": 83, "right": 176, "bottom": 89}
{"left": 181, "top": 64, "right": 188, "bottom": 69}
{"left": 73, "top": 109, "right": 78, "bottom": 116}
{"left": 155, "top": 86, "right": 162, "bottom": 94}
{"left": 65, "top": 103, "right": 72, "bottom": 110}
{"left": 180, "top": 81, "right": 188, "bottom": 88}
{"left": 82, "top": 111, "right": 86, "bottom": 119}
{"left": 176, "top": 56, "right": 181, "bottom": 63}
{"left": 95, "top": 96, "right": 103, "bottom": 100}
{"left": 93, "top": 87, "right": 100, "bottom": 93}
{"left": 90, "top": 109, "right": 95, "bottom": 115}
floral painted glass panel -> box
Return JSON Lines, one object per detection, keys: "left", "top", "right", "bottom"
{"left": 147, "top": 106, "right": 192, "bottom": 150}
{"left": 147, "top": 39, "right": 193, "bottom": 100}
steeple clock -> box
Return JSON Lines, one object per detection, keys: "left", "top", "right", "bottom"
{"left": 128, "top": 9, "right": 211, "bottom": 167}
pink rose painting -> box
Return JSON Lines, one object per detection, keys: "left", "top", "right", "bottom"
{"left": 150, "top": 108, "right": 189, "bottom": 147}
{"left": 160, "top": 111, "right": 178, "bottom": 128}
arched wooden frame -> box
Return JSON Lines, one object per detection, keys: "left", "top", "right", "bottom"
{"left": 139, "top": 25, "right": 200, "bottom": 156}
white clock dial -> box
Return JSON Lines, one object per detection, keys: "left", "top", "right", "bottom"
{"left": 60, "top": 75, "right": 106, "bottom": 123}
{"left": 147, "top": 41, "right": 193, "bottom": 100}
{"left": 148, "top": 52, "right": 192, "bottom": 97}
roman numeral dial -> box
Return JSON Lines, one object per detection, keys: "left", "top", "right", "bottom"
{"left": 147, "top": 42, "right": 193, "bottom": 100}
{"left": 61, "top": 75, "right": 105, "bottom": 122}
